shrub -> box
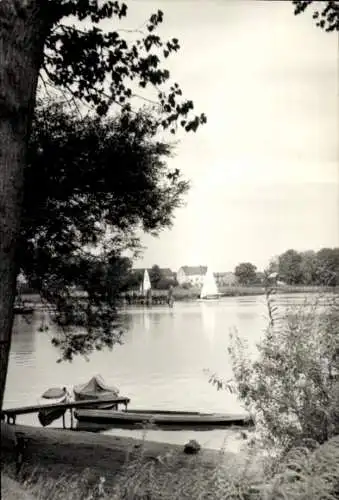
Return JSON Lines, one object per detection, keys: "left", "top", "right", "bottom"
{"left": 224, "top": 286, "right": 339, "bottom": 455}
{"left": 207, "top": 285, "right": 339, "bottom": 457}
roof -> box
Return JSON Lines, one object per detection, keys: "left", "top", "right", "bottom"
{"left": 179, "top": 266, "right": 207, "bottom": 276}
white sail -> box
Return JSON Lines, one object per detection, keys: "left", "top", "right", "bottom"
{"left": 200, "top": 266, "right": 219, "bottom": 299}
{"left": 141, "top": 269, "right": 151, "bottom": 294}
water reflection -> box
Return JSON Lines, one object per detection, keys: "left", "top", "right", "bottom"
{"left": 11, "top": 314, "right": 37, "bottom": 359}
{"left": 201, "top": 303, "right": 216, "bottom": 344}
{"left": 142, "top": 309, "right": 151, "bottom": 332}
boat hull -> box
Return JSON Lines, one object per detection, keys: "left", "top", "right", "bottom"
{"left": 74, "top": 409, "right": 254, "bottom": 430}
{"left": 38, "top": 396, "right": 67, "bottom": 427}
{"left": 74, "top": 395, "right": 119, "bottom": 410}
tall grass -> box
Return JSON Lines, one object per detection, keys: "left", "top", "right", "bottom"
{"left": 2, "top": 434, "right": 339, "bottom": 499}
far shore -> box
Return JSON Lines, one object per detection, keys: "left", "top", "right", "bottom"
{"left": 167, "top": 284, "right": 339, "bottom": 300}
{"left": 18, "top": 285, "right": 339, "bottom": 309}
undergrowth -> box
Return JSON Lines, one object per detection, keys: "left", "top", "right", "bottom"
{"left": 209, "top": 284, "right": 339, "bottom": 456}
{"left": 2, "top": 433, "right": 339, "bottom": 499}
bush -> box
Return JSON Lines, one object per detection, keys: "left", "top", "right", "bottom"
{"left": 223, "top": 287, "right": 339, "bottom": 455}
{"left": 207, "top": 285, "right": 339, "bottom": 456}
{"left": 180, "top": 282, "right": 193, "bottom": 289}
{"left": 155, "top": 278, "right": 177, "bottom": 290}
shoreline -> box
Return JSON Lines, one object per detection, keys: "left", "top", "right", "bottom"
{"left": 2, "top": 425, "right": 339, "bottom": 499}
{"left": 1, "top": 422, "right": 254, "bottom": 493}
{"left": 19, "top": 286, "right": 339, "bottom": 310}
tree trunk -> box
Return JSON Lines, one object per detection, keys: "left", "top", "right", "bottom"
{"left": 0, "top": 1, "right": 47, "bottom": 410}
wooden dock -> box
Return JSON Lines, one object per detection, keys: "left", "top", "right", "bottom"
{"left": 1, "top": 396, "right": 130, "bottom": 427}
{"left": 118, "top": 293, "right": 175, "bottom": 307}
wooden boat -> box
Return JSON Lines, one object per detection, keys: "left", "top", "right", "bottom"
{"left": 73, "top": 375, "right": 120, "bottom": 409}
{"left": 38, "top": 387, "right": 69, "bottom": 427}
{"left": 74, "top": 408, "right": 254, "bottom": 430}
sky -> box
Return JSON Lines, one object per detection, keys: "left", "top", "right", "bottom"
{"left": 105, "top": 0, "right": 339, "bottom": 272}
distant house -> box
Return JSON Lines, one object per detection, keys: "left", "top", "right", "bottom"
{"left": 176, "top": 266, "right": 207, "bottom": 286}
{"left": 177, "top": 267, "right": 239, "bottom": 288}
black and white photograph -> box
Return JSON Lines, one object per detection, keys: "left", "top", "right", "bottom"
{"left": 1, "top": 1, "right": 338, "bottom": 498}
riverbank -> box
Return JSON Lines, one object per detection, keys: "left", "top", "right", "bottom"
{"left": 173, "top": 284, "right": 339, "bottom": 299}
{"left": 3, "top": 423, "right": 339, "bottom": 499}
{"left": 1, "top": 422, "right": 259, "bottom": 499}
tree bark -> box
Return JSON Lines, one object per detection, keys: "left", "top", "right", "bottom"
{"left": 0, "top": 1, "right": 47, "bottom": 410}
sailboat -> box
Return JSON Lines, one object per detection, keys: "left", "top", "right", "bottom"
{"left": 140, "top": 269, "right": 151, "bottom": 295}
{"left": 199, "top": 266, "right": 221, "bottom": 300}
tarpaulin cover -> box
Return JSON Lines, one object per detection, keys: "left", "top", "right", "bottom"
{"left": 73, "top": 375, "right": 119, "bottom": 401}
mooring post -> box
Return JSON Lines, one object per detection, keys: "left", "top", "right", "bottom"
{"left": 15, "top": 432, "right": 28, "bottom": 477}
{"left": 70, "top": 408, "right": 74, "bottom": 430}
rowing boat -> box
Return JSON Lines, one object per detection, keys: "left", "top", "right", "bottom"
{"left": 74, "top": 408, "right": 254, "bottom": 430}
{"left": 38, "top": 387, "right": 69, "bottom": 427}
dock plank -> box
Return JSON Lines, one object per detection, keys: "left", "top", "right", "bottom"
{"left": 1, "top": 397, "right": 130, "bottom": 423}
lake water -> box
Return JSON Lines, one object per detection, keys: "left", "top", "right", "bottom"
{"left": 4, "top": 293, "right": 328, "bottom": 451}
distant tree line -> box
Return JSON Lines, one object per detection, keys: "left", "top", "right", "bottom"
{"left": 21, "top": 247, "right": 339, "bottom": 294}
{"left": 234, "top": 262, "right": 259, "bottom": 285}
{"left": 126, "top": 265, "right": 178, "bottom": 291}
{"left": 234, "top": 247, "right": 339, "bottom": 286}
{"left": 269, "top": 248, "right": 339, "bottom": 286}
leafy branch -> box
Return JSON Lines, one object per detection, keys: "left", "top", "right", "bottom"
{"left": 41, "top": 5, "right": 206, "bottom": 131}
